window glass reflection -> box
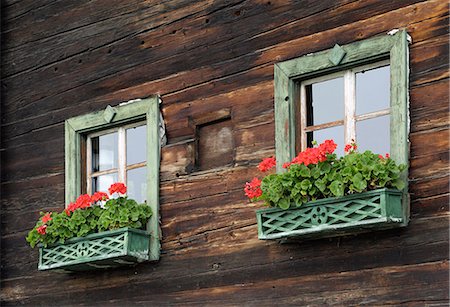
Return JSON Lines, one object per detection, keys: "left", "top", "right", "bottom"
{"left": 127, "top": 167, "right": 147, "bottom": 204}
{"left": 93, "top": 173, "right": 118, "bottom": 193}
{"left": 127, "top": 125, "right": 147, "bottom": 165}
{"left": 92, "top": 132, "right": 118, "bottom": 172}
{"left": 307, "top": 77, "right": 344, "bottom": 126}
{"left": 356, "top": 65, "right": 390, "bottom": 115}
{"left": 356, "top": 115, "right": 390, "bottom": 155}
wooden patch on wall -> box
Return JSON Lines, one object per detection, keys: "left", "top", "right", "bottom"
{"left": 192, "top": 108, "right": 234, "bottom": 171}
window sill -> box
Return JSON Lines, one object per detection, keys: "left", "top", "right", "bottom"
{"left": 38, "top": 227, "right": 150, "bottom": 272}
{"left": 256, "top": 188, "right": 407, "bottom": 241}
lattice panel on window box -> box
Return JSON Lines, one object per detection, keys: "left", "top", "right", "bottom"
{"left": 256, "top": 189, "right": 405, "bottom": 241}
{"left": 38, "top": 228, "right": 150, "bottom": 271}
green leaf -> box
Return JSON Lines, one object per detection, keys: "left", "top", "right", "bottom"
{"left": 300, "top": 179, "right": 312, "bottom": 190}
{"left": 311, "top": 166, "right": 321, "bottom": 179}
{"left": 320, "top": 163, "right": 331, "bottom": 174}
{"left": 314, "top": 179, "right": 327, "bottom": 193}
{"left": 278, "top": 198, "right": 290, "bottom": 210}
{"left": 352, "top": 173, "right": 367, "bottom": 192}
{"left": 329, "top": 180, "right": 344, "bottom": 197}
{"left": 392, "top": 178, "right": 405, "bottom": 190}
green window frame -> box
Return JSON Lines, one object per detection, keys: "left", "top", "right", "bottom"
{"left": 274, "top": 30, "right": 410, "bottom": 222}
{"left": 65, "top": 96, "right": 162, "bottom": 260}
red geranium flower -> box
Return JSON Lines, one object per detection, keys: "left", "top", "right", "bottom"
{"left": 41, "top": 213, "right": 52, "bottom": 224}
{"left": 108, "top": 182, "right": 127, "bottom": 195}
{"left": 75, "top": 194, "right": 93, "bottom": 209}
{"left": 283, "top": 162, "right": 291, "bottom": 169}
{"left": 344, "top": 141, "right": 357, "bottom": 153}
{"left": 385, "top": 153, "right": 390, "bottom": 159}
{"left": 258, "top": 157, "right": 276, "bottom": 172}
{"left": 289, "top": 140, "right": 337, "bottom": 167}
{"left": 65, "top": 202, "right": 77, "bottom": 215}
{"left": 378, "top": 154, "right": 384, "bottom": 159}
{"left": 37, "top": 225, "right": 47, "bottom": 235}
{"left": 92, "top": 191, "right": 109, "bottom": 202}
{"left": 244, "top": 177, "right": 262, "bottom": 199}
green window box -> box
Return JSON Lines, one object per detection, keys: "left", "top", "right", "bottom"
{"left": 39, "top": 228, "right": 150, "bottom": 272}
{"left": 257, "top": 188, "right": 404, "bottom": 241}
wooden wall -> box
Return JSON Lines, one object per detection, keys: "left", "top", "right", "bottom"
{"left": 1, "top": 0, "right": 448, "bottom": 305}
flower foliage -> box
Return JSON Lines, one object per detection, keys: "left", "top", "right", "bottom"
{"left": 244, "top": 140, "right": 406, "bottom": 210}
{"left": 26, "top": 183, "right": 152, "bottom": 248}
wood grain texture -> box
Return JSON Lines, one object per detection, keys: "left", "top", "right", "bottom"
{"left": 1, "top": 0, "right": 449, "bottom": 305}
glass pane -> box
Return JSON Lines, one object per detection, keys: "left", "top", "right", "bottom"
{"left": 307, "top": 125, "right": 345, "bottom": 157}
{"left": 127, "top": 167, "right": 147, "bottom": 204}
{"left": 92, "top": 132, "right": 118, "bottom": 172}
{"left": 127, "top": 124, "right": 147, "bottom": 165}
{"left": 356, "top": 65, "right": 390, "bottom": 115}
{"left": 306, "top": 77, "right": 344, "bottom": 126}
{"left": 92, "top": 173, "right": 118, "bottom": 193}
{"left": 356, "top": 115, "right": 390, "bottom": 155}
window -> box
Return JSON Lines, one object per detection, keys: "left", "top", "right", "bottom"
{"left": 86, "top": 122, "right": 148, "bottom": 203}
{"left": 300, "top": 60, "right": 390, "bottom": 157}
{"left": 274, "top": 30, "right": 410, "bottom": 221}
{"left": 65, "top": 96, "right": 164, "bottom": 260}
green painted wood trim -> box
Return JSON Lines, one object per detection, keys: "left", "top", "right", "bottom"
{"left": 146, "top": 97, "right": 161, "bottom": 261}
{"left": 67, "top": 99, "right": 152, "bottom": 133}
{"left": 274, "top": 64, "right": 293, "bottom": 172}
{"left": 389, "top": 30, "right": 410, "bottom": 226}
{"left": 65, "top": 121, "right": 81, "bottom": 205}
{"left": 64, "top": 96, "right": 161, "bottom": 261}
{"left": 277, "top": 34, "right": 395, "bottom": 79}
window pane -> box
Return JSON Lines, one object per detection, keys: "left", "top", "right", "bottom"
{"left": 307, "top": 77, "right": 344, "bottom": 126}
{"left": 92, "top": 132, "right": 118, "bottom": 172}
{"left": 92, "top": 173, "right": 118, "bottom": 193}
{"left": 127, "top": 167, "right": 147, "bottom": 204}
{"left": 127, "top": 124, "right": 147, "bottom": 165}
{"left": 356, "top": 65, "right": 390, "bottom": 115}
{"left": 356, "top": 115, "right": 390, "bottom": 155}
{"left": 307, "top": 125, "right": 344, "bottom": 157}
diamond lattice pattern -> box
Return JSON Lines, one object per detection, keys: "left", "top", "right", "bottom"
{"left": 41, "top": 233, "right": 126, "bottom": 267}
{"left": 261, "top": 195, "right": 383, "bottom": 235}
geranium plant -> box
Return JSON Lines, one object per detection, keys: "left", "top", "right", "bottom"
{"left": 26, "top": 183, "right": 152, "bottom": 248}
{"left": 245, "top": 140, "right": 407, "bottom": 210}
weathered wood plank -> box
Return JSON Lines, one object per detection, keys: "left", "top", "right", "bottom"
{"left": 1, "top": 216, "right": 448, "bottom": 301}
{"left": 411, "top": 193, "right": 449, "bottom": 219}
{"left": 1, "top": 0, "right": 231, "bottom": 76}
{"left": 0, "top": 0, "right": 442, "bottom": 134}
{"left": 410, "top": 78, "right": 449, "bottom": 133}
{"left": 410, "top": 127, "right": 449, "bottom": 158}
{"left": 1, "top": 0, "right": 449, "bottom": 305}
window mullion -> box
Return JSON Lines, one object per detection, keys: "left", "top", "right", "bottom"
{"left": 118, "top": 127, "right": 127, "bottom": 185}
{"left": 86, "top": 136, "right": 92, "bottom": 195}
{"left": 300, "top": 83, "right": 307, "bottom": 151}
{"left": 344, "top": 70, "right": 356, "bottom": 146}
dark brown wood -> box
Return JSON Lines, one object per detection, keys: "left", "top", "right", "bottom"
{"left": 196, "top": 117, "right": 234, "bottom": 171}
{"left": 1, "top": 0, "right": 449, "bottom": 305}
